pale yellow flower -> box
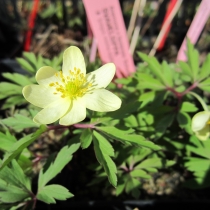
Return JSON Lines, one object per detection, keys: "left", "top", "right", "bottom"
{"left": 22, "top": 46, "right": 121, "bottom": 125}
{"left": 191, "top": 111, "right": 210, "bottom": 141}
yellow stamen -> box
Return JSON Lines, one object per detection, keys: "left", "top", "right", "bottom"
{"left": 49, "top": 67, "right": 92, "bottom": 99}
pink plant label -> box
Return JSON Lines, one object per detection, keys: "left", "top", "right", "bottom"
{"left": 83, "top": 0, "right": 135, "bottom": 77}
{"left": 177, "top": 0, "right": 210, "bottom": 61}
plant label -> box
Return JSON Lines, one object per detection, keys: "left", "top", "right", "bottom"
{"left": 177, "top": 0, "right": 210, "bottom": 61}
{"left": 83, "top": 0, "right": 135, "bottom": 77}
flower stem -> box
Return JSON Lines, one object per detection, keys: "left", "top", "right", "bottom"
{"left": 181, "top": 81, "right": 199, "bottom": 96}
{"left": 47, "top": 123, "right": 96, "bottom": 131}
{"left": 73, "top": 123, "right": 96, "bottom": 129}
{"left": 187, "top": 91, "right": 209, "bottom": 111}
{"left": 47, "top": 125, "right": 70, "bottom": 130}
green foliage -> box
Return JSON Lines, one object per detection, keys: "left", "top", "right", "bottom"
{"left": 37, "top": 137, "right": 80, "bottom": 204}
{"left": 198, "top": 54, "right": 210, "bottom": 81}
{"left": 1, "top": 39, "right": 210, "bottom": 208}
{"left": 184, "top": 136, "right": 210, "bottom": 189}
{"left": 0, "top": 131, "right": 17, "bottom": 152}
{"left": 39, "top": 4, "right": 59, "bottom": 19}
{"left": 0, "top": 160, "right": 31, "bottom": 204}
{"left": 0, "top": 82, "right": 24, "bottom": 109}
{"left": 37, "top": 184, "right": 73, "bottom": 204}
{"left": 180, "top": 101, "right": 198, "bottom": 112}
{"left": 2, "top": 73, "right": 32, "bottom": 86}
{"left": 1, "top": 114, "right": 39, "bottom": 132}
{"left": 97, "top": 126, "right": 160, "bottom": 150}
{"left": 112, "top": 147, "right": 175, "bottom": 198}
{"left": 0, "top": 52, "right": 63, "bottom": 110}
{"left": 93, "top": 131, "right": 117, "bottom": 187}
{"left": 16, "top": 51, "right": 63, "bottom": 74}
{"left": 137, "top": 52, "right": 168, "bottom": 86}
{"left": 38, "top": 1, "right": 84, "bottom": 28}
{"left": 38, "top": 137, "right": 80, "bottom": 189}
{"left": 80, "top": 128, "right": 93, "bottom": 149}
{"left": 0, "top": 125, "right": 47, "bottom": 170}
{"left": 126, "top": 39, "right": 210, "bottom": 192}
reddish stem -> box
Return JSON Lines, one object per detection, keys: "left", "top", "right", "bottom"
{"left": 32, "top": 195, "right": 37, "bottom": 210}
{"left": 120, "top": 165, "right": 129, "bottom": 172}
{"left": 73, "top": 123, "right": 96, "bottom": 129}
{"left": 180, "top": 81, "right": 199, "bottom": 96}
{"left": 166, "top": 81, "right": 198, "bottom": 110}
{"left": 47, "top": 123, "right": 96, "bottom": 131}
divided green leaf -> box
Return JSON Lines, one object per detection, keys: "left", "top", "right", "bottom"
{"left": 2, "top": 73, "right": 32, "bottom": 86}
{"left": 37, "top": 184, "right": 73, "bottom": 204}
{"left": 186, "top": 38, "right": 200, "bottom": 81}
{"left": 161, "top": 61, "right": 174, "bottom": 87}
{"left": 97, "top": 126, "right": 160, "bottom": 150}
{"left": 137, "top": 73, "right": 166, "bottom": 90}
{"left": 135, "top": 157, "right": 175, "bottom": 170}
{"left": 198, "top": 77, "right": 210, "bottom": 92}
{"left": 80, "top": 128, "right": 93, "bottom": 149}
{"left": 198, "top": 54, "right": 210, "bottom": 81}
{"left": 178, "top": 61, "right": 192, "bottom": 78}
{"left": 0, "top": 131, "right": 17, "bottom": 152}
{"left": 180, "top": 101, "right": 198, "bottom": 112}
{"left": 0, "top": 82, "right": 22, "bottom": 100}
{"left": 0, "top": 125, "right": 47, "bottom": 170}
{"left": 93, "top": 131, "right": 117, "bottom": 187}
{"left": 0, "top": 160, "right": 31, "bottom": 203}
{"left": 125, "top": 176, "right": 141, "bottom": 198}
{"left": 1, "top": 114, "right": 39, "bottom": 132}
{"left": 137, "top": 52, "right": 167, "bottom": 86}
{"left": 38, "top": 137, "right": 81, "bottom": 189}
{"left": 16, "top": 57, "right": 35, "bottom": 73}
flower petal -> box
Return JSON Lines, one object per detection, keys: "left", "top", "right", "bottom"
{"left": 86, "top": 63, "right": 115, "bottom": 89}
{"left": 195, "top": 124, "right": 210, "bottom": 141}
{"left": 191, "top": 111, "right": 210, "bottom": 132}
{"left": 23, "top": 85, "right": 61, "bottom": 108}
{"left": 84, "top": 89, "right": 121, "bottom": 112}
{"left": 59, "top": 98, "right": 86, "bottom": 125}
{"left": 36, "top": 66, "right": 58, "bottom": 86}
{"left": 62, "top": 46, "right": 86, "bottom": 76}
{"left": 33, "top": 98, "right": 70, "bottom": 124}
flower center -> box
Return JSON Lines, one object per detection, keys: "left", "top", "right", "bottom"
{"left": 49, "top": 67, "right": 92, "bottom": 99}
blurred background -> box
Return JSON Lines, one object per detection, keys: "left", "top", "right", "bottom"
{"left": 0, "top": 0, "right": 208, "bottom": 63}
